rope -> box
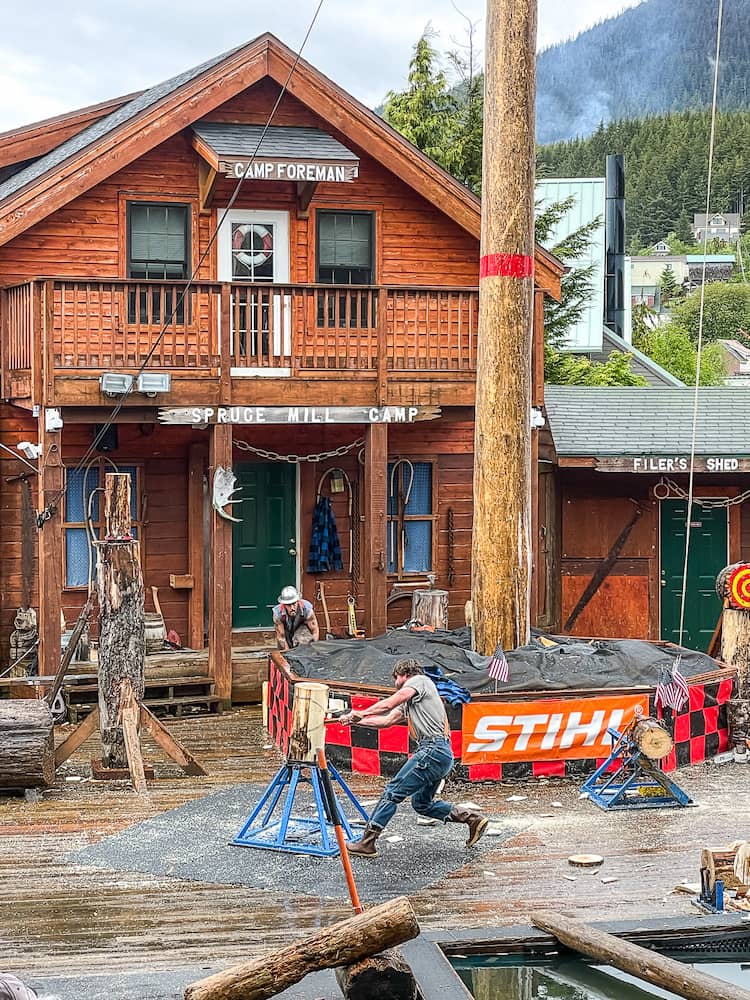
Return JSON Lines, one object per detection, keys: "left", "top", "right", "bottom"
{"left": 678, "top": 0, "right": 724, "bottom": 649}
{"left": 38, "top": 0, "right": 327, "bottom": 522}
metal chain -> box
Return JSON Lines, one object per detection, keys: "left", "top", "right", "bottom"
{"left": 233, "top": 437, "right": 364, "bottom": 464}
{"left": 656, "top": 476, "right": 750, "bottom": 509}
{"left": 447, "top": 506, "right": 456, "bottom": 587}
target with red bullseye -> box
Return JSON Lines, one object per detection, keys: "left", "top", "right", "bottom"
{"left": 727, "top": 563, "right": 750, "bottom": 609}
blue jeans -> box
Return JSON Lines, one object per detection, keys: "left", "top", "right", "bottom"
{"left": 369, "top": 737, "right": 454, "bottom": 830}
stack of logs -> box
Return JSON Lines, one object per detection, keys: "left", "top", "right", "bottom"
{"left": 702, "top": 842, "right": 750, "bottom": 911}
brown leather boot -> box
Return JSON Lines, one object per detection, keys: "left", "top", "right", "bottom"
{"left": 449, "top": 806, "right": 489, "bottom": 847}
{"left": 348, "top": 824, "right": 382, "bottom": 857}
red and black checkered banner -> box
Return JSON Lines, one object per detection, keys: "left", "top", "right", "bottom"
{"left": 266, "top": 658, "right": 738, "bottom": 782}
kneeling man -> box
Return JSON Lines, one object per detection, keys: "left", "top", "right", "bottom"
{"left": 339, "top": 658, "right": 488, "bottom": 857}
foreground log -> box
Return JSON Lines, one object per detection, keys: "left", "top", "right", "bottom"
{"left": 97, "top": 473, "right": 145, "bottom": 769}
{"left": 335, "top": 948, "right": 418, "bottom": 1000}
{"left": 631, "top": 718, "right": 673, "bottom": 759}
{"left": 532, "top": 911, "right": 750, "bottom": 1000}
{"left": 0, "top": 700, "right": 55, "bottom": 789}
{"left": 184, "top": 896, "right": 419, "bottom": 1000}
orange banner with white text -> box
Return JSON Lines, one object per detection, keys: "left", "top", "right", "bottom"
{"left": 461, "top": 694, "right": 650, "bottom": 763}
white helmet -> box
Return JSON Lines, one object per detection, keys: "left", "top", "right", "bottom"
{"left": 277, "top": 585, "right": 302, "bottom": 605}
{"left": 0, "top": 975, "right": 37, "bottom": 1000}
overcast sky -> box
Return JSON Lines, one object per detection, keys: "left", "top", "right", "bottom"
{"left": 0, "top": 0, "right": 642, "bottom": 132}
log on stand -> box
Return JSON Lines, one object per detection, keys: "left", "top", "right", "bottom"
{"left": 335, "top": 948, "right": 418, "bottom": 1000}
{"left": 410, "top": 589, "right": 449, "bottom": 630}
{"left": 96, "top": 473, "right": 145, "bottom": 770}
{"left": 630, "top": 718, "right": 673, "bottom": 759}
{"left": 184, "top": 896, "right": 420, "bottom": 1000}
{"left": 532, "top": 911, "right": 750, "bottom": 1000}
{"left": 701, "top": 848, "right": 745, "bottom": 892}
{"left": 288, "top": 681, "right": 328, "bottom": 763}
{"left": 720, "top": 607, "right": 750, "bottom": 749}
{"left": 0, "top": 700, "right": 55, "bottom": 789}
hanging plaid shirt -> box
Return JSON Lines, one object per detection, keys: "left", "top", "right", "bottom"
{"left": 307, "top": 496, "right": 343, "bottom": 573}
{"left": 655, "top": 659, "right": 690, "bottom": 712}
{"left": 487, "top": 641, "right": 509, "bottom": 683}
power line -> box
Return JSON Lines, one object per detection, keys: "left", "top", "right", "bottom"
{"left": 38, "top": 1, "right": 326, "bottom": 524}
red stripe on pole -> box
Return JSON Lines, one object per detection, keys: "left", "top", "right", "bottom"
{"left": 480, "top": 253, "right": 534, "bottom": 279}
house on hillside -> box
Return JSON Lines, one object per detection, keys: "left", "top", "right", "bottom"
{"left": 692, "top": 213, "right": 740, "bottom": 243}
{"left": 716, "top": 339, "right": 750, "bottom": 385}
{"left": 0, "top": 34, "right": 564, "bottom": 702}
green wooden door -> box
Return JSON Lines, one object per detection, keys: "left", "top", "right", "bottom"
{"left": 232, "top": 463, "right": 296, "bottom": 629}
{"left": 660, "top": 499, "right": 727, "bottom": 651}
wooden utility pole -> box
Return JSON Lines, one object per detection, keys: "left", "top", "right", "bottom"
{"left": 471, "top": 0, "right": 537, "bottom": 654}
{"left": 96, "top": 473, "right": 145, "bottom": 769}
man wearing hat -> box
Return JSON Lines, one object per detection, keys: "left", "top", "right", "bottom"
{"left": 273, "top": 586, "right": 320, "bottom": 651}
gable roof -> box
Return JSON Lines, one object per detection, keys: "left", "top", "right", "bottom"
{"left": 545, "top": 386, "right": 750, "bottom": 457}
{"left": 0, "top": 33, "right": 563, "bottom": 299}
{"left": 598, "top": 327, "right": 684, "bottom": 387}
{"left": 0, "top": 91, "right": 143, "bottom": 170}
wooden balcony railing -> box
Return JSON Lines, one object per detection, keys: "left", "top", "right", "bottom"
{"left": 1, "top": 279, "right": 479, "bottom": 398}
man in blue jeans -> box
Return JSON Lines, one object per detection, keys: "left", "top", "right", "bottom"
{"left": 339, "top": 658, "right": 489, "bottom": 858}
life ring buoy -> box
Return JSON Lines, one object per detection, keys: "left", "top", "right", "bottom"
{"left": 232, "top": 223, "right": 274, "bottom": 269}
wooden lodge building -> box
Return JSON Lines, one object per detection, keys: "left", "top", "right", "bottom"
{"left": 0, "top": 34, "right": 564, "bottom": 702}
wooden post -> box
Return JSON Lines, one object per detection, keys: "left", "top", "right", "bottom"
{"left": 188, "top": 443, "right": 206, "bottom": 650}
{"left": 363, "top": 422, "right": 387, "bottom": 637}
{"left": 184, "top": 896, "right": 420, "bottom": 1000}
{"left": 96, "top": 472, "right": 145, "bottom": 770}
{"left": 532, "top": 911, "right": 750, "bottom": 1000}
{"left": 721, "top": 607, "right": 750, "bottom": 699}
{"left": 335, "top": 949, "right": 418, "bottom": 1000}
{"left": 37, "top": 417, "right": 63, "bottom": 679}
{"left": 208, "top": 423, "right": 233, "bottom": 705}
{"left": 471, "top": 0, "right": 537, "bottom": 655}
{"left": 531, "top": 288, "right": 545, "bottom": 624}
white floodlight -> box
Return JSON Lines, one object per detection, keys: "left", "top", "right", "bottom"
{"left": 136, "top": 372, "right": 171, "bottom": 397}
{"left": 100, "top": 372, "right": 134, "bottom": 396}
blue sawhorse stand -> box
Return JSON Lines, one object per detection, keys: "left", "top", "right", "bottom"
{"left": 581, "top": 726, "right": 692, "bottom": 810}
{"left": 231, "top": 759, "right": 369, "bottom": 857}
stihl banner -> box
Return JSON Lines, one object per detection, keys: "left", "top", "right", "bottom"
{"left": 462, "top": 694, "right": 650, "bottom": 763}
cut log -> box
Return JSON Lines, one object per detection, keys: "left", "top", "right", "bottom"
{"left": 727, "top": 698, "right": 750, "bottom": 747}
{"left": 0, "top": 700, "right": 55, "bottom": 789}
{"left": 96, "top": 473, "right": 145, "bottom": 769}
{"left": 701, "top": 848, "right": 744, "bottom": 892}
{"left": 721, "top": 607, "right": 750, "bottom": 699}
{"left": 411, "top": 589, "right": 449, "bottom": 630}
{"left": 288, "top": 681, "right": 328, "bottom": 763}
{"left": 532, "top": 911, "right": 750, "bottom": 1000}
{"left": 184, "top": 896, "right": 419, "bottom": 1000}
{"left": 335, "top": 949, "right": 418, "bottom": 1000}
{"left": 631, "top": 718, "right": 673, "bottom": 759}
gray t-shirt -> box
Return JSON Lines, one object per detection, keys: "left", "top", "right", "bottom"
{"left": 402, "top": 674, "right": 449, "bottom": 741}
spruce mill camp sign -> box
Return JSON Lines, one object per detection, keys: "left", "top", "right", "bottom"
{"left": 595, "top": 456, "right": 750, "bottom": 473}
{"left": 158, "top": 405, "right": 441, "bottom": 425}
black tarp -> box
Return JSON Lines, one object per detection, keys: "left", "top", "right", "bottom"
{"left": 284, "top": 628, "right": 722, "bottom": 693}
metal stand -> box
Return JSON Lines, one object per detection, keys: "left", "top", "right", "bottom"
{"left": 231, "top": 759, "right": 369, "bottom": 857}
{"left": 581, "top": 726, "right": 692, "bottom": 810}
{"left": 696, "top": 873, "right": 725, "bottom": 913}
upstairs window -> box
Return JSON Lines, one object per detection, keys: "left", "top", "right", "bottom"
{"left": 317, "top": 211, "right": 373, "bottom": 285}
{"left": 128, "top": 203, "right": 189, "bottom": 280}
{"left": 387, "top": 460, "right": 435, "bottom": 577}
{"left": 64, "top": 464, "right": 142, "bottom": 589}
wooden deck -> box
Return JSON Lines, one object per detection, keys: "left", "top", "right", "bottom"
{"left": 0, "top": 706, "right": 739, "bottom": 982}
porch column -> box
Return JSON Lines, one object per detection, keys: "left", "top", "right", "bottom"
{"left": 187, "top": 443, "right": 206, "bottom": 650}
{"left": 363, "top": 422, "right": 388, "bottom": 636}
{"left": 530, "top": 288, "right": 545, "bottom": 623}
{"left": 208, "top": 423, "right": 233, "bottom": 705}
{"left": 37, "top": 418, "right": 63, "bottom": 678}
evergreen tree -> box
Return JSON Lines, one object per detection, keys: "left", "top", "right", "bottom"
{"left": 659, "top": 264, "right": 679, "bottom": 306}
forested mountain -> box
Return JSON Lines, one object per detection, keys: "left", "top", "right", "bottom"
{"left": 538, "top": 110, "right": 750, "bottom": 247}
{"left": 536, "top": 0, "right": 750, "bottom": 144}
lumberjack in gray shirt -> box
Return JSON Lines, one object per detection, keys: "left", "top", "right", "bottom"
{"left": 339, "top": 658, "right": 489, "bottom": 858}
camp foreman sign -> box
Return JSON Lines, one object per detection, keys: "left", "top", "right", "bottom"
{"left": 219, "top": 158, "right": 359, "bottom": 182}
{"left": 158, "top": 405, "right": 441, "bottom": 426}
{"left": 462, "top": 694, "right": 650, "bottom": 764}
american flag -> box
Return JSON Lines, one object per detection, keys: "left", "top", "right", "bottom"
{"left": 487, "top": 641, "right": 509, "bottom": 683}
{"left": 655, "top": 658, "right": 690, "bottom": 713}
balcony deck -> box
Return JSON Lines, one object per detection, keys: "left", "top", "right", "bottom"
{"left": 1, "top": 279, "right": 480, "bottom": 409}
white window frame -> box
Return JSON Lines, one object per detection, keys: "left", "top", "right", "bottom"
{"left": 217, "top": 210, "right": 291, "bottom": 376}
